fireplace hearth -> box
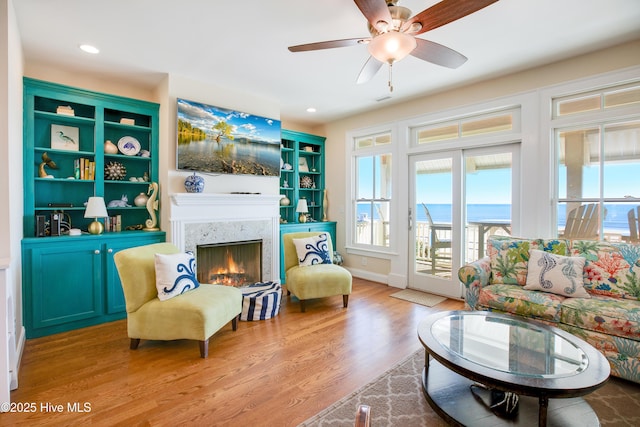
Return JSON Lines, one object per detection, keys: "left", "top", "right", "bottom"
{"left": 197, "top": 240, "right": 262, "bottom": 287}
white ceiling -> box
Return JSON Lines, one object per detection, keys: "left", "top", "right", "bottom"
{"left": 13, "top": 0, "right": 640, "bottom": 126}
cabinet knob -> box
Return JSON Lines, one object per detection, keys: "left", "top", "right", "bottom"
{"left": 107, "top": 248, "right": 113, "bottom": 253}
{"left": 94, "top": 250, "right": 100, "bottom": 255}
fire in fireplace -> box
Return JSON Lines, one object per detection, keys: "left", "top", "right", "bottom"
{"left": 197, "top": 240, "right": 262, "bottom": 287}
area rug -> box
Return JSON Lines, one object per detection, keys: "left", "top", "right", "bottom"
{"left": 390, "top": 289, "right": 447, "bottom": 307}
{"left": 298, "top": 349, "right": 640, "bottom": 427}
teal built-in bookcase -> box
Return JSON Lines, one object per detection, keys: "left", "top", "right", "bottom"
{"left": 22, "top": 78, "right": 165, "bottom": 338}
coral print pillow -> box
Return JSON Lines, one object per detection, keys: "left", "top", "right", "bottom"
{"left": 154, "top": 252, "right": 200, "bottom": 301}
{"left": 525, "top": 249, "right": 590, "bottom": 298}
{"left": 570, "top": 241, "right": 640, "bottom": 300}
{"left": 487, "top": 237, "right": 568, "bottom": 286}
{"left": 293, "top": 233, "right": 333, "bottom": 267}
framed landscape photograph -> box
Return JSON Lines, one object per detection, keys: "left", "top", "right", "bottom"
{"left": 176, "top": 98, "right": 282, "bottom": 176}
{"left": 51, "top": 124, "right": 79, "bottom": 151}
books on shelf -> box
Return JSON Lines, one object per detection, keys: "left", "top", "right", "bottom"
{"left": 120, "top": 118, "right": 135, "bottom": 125}
{"left": 105, "top": 215, "right": 122, "bottom": 232}
{"left": 74, "top": 158, "right": 95, "bottom": 180}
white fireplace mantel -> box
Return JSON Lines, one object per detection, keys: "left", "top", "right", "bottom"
{"left": 169, "top": 193, "right": 282, "bottom": 282}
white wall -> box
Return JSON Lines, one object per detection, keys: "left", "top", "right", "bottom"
{"left": 160, "top": 75, "right": 282, "bottom": 239}
{"left": 1, "top": 0, "right": 25, "bottom": 392}
{"left": 321, "top": 39, "right": 640, "bottom": 278}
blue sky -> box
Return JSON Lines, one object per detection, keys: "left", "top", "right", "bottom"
{"left": 177, "top": 98, "right": 281, "bottom": 144}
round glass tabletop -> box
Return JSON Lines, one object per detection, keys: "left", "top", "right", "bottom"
{"left": 430, "top": 311, "right": 588, "bottom": 378}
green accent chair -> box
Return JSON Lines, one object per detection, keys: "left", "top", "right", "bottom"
{"left": 283, "top": 232, "right": 352, "bottom": 312}
{"left": 113, "top": 242, "right": 242, "bottom": 358}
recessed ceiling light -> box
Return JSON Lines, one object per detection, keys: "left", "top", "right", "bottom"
{"left": 79, "top": 44, "right": 100, "bottom": 54}
{"left": 306, "top": 107, "right": 316, "bottom": 113}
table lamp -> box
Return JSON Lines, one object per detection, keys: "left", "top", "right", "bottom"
{"left": 296, "top": 198, "right": 309, "bottom": 223}
{"left": 84, "top": 196, "right": 108, "bottom": 234}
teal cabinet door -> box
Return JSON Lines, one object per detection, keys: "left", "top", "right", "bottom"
{"left": 22, "top": 231, "right": 166, "bottom": 338}
{"left": 104, "top": 234, "right": 165, "bottom": 314}
{"left": 29, "top": 241, "right": 102, "bottom": 331}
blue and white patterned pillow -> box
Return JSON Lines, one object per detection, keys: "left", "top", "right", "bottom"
{"left": 292, "top": 233, "right": 333, "bottom": 267}
{"left": 524, "top": 249, "right": 590, "bottom": 298}
{"left": 154, "top": 252, "right": 200, "bottom": 301}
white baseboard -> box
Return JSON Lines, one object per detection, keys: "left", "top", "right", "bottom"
{"left": 346, "top": 267, "right": 389, "bottom": 285}
{"left": 11, "top": 326, "right": 25, "bottom": 390}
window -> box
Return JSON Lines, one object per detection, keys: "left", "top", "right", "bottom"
{"left": 553, "top": 83, "right": 640, "bottom": 117}
{"left": 416, "top": 109, "right": 518, "bottom": 145}
{"left": 553, "top": 82, "right": 640, "bottom": 241}
{"left": 353, "top": 132, "right": 392, "bottom": 248}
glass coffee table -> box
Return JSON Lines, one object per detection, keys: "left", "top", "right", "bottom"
{"left": 418, "top": 310, "right": 610, "bottom": 426}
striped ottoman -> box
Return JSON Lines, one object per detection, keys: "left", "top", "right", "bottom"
{"left": 240, "top": 281, "right": 282, "bottom": 321}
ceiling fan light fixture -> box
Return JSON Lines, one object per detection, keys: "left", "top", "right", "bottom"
{"left": 374, "top": 20, "right": 389, "bottom": 33}
{"left": 367, "top": 31, "right": 416, "bottom": 64}
{"left": 407, "top": 22, "right": 423, "bottom": 33}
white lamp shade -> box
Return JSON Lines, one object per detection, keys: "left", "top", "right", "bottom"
{"left": 296, "top": 199, "right": 309, "bottom": 213}
{"left": 84, "top": 196, "right": 108, "bottom": 218}
{"left": 367, "top": 31, "right": 416, "bottom": 64}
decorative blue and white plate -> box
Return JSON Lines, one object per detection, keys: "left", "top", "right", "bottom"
{"left": 117, "top": 136, "right": 141, "bottom": 156}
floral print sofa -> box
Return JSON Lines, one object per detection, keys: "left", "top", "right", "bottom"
{"left": 458, "top": 236, "right": 640, "bottom": 384}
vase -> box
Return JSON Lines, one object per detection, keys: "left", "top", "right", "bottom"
{"left": 280, "top": 195, "right": 291, "bottom": 206}
{"left": 104, "top": 139, "right": 118, "bottom": 154}
{"left": 134, "top": 192, "right": 149, "bottom": 207}
{"left": 184, "top": 172, "right": 205, "bottom": 193}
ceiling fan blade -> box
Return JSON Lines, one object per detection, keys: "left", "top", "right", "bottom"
{"left": 356, "top": 56, "right": 383, "bottom": 84}
{"left": 411, "top": 38, "right": 467, "bottom": 69}
{"left": 354, "top": 0, "right": 393, "bottom": 30}
{"left": 288, "top": 38, "right": 368, "bottom": 52}
{"left": 405, "top": 0, "right": 499, "bottom": 35}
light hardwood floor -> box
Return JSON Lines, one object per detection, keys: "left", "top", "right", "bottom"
{"left": 5, "top": 278, "right": 463, "bottom": 426}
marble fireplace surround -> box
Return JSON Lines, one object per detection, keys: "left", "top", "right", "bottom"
{"left": 169, "top": 193, "right": 282, "bottom": 283}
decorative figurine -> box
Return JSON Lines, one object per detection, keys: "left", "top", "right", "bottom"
{"left": 104, "top": 161, "right": 127, "bottom": 181}
{"left": 38, "top": 152, "right": 57, "bottom": 178}
{"left": 143, "top": 182, "right": 160, "bottom": 231}
{"left": 107, "top": 195, "right": 131, "bottom": 207}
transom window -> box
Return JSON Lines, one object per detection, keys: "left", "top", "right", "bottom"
{"left": 416, "top": 108, "right": 519, "bottom": 145}
{"left": 553, "top": 83, "right": 640, "bottom": 118}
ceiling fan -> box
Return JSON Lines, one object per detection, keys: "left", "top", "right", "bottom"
{"left": 288, "top": 0, "right": 499, "bottom": 91}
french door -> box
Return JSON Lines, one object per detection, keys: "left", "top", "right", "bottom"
{"left": 409, "top": 144, "right": 519, "bottom": 298}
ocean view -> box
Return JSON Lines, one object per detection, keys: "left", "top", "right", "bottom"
{"left": 357, "top": 203, "right": 637, "bottom": 234}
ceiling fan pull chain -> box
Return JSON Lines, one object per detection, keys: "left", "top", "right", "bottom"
{"left": 388, "top": 63, "right": 394, "bottom": 92}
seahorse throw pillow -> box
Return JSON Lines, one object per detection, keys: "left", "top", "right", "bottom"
{"left": 292, "top": 233, "right": 333, "bottom": 267}
{"left": 154, "top": 252, "right": 200, "bottom": 301}
{"left": 524, "top": 249, "right": 590, "bottom": 298}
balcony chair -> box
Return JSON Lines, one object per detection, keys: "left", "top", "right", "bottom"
{"left": 562, "top": 203, "right": 606, "bottom": 239}
{"left": 113, "top": 242, "right": 242, "bottom": 358}
{"left": 627, "top": 206, "right": 640, "bottom": 242}
{"left": 282, "top": 232, "right": 352, "bottom": 312}
{"left": 421, "top": 203, "right": 452, "bottom": 274}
